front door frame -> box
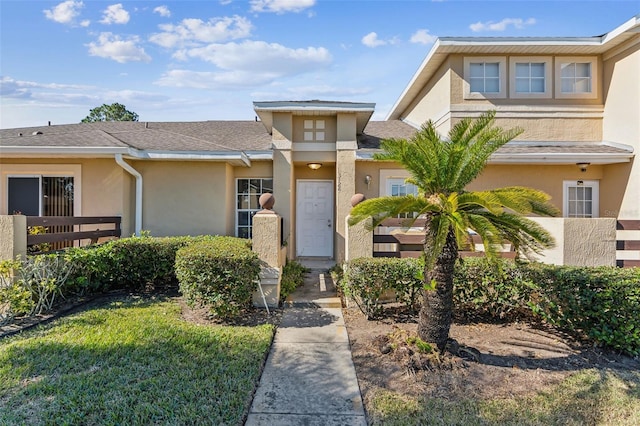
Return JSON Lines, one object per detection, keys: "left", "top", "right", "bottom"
{"left": 295, "top": 179, "right": 334, "bottom": 258}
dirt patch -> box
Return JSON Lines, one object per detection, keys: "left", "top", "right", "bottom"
{"left": 178, "top": 299, "right": 283, "bottom": 327}
{"left": 343, "top": 304, "right": 640, "bottom": 402}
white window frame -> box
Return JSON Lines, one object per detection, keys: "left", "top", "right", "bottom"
{"left": 509, "top": 56, "right": 552, "bottom": 99}
{"left": 563, "top": 180, "right": 599, "bottom": 218}
{"left": 463, "top": 56, "right": 507, "bottom": 99}
{"left": 555, "top": 57, "right": 598, "bottom": 99}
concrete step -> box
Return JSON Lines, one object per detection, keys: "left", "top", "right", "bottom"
{"left": 284, "top": 269, "right": 342, "bottom": 309}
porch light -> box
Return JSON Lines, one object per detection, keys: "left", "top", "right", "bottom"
{"left": 576, "top": 162, "right": 590, "bottom": 173}
{"left": 307, "top": 162, "right": 322, "bottom": 170}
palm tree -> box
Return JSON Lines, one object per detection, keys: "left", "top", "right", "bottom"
{"left": 349, "top": 111, "right": 559, "bottom": 350}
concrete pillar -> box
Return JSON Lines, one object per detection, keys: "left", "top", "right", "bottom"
{"left": 335, "top": 113, "right": 357, "bottom": 262}
{"left": 0, "top": 215, "right": 27, "bottom": 261}
{"left": 345, "top": 215, "right": 373, "bottom": 261}
{"left": 531, "top": 217, "right": 616, "bottom": 266}
{"left": 252, "top": 209, "right": 283, "bottom": 308}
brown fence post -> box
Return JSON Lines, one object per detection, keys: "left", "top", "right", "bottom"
{"left": 0, "top": 215, "right": 27, "bottom": 261}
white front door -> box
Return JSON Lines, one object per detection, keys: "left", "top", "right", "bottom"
{"left": 296, "top": 180, "right": 334, "bottom": 257}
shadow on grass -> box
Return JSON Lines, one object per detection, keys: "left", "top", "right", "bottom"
{"left": 0, "top": 296, "right": 274, "bottom": 426}
{"left": 370, "top": 368, "right": 640, "bottom": 426}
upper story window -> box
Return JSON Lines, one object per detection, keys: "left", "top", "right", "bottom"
{"left": 555, "top": 57, "right": 598, "bottom": 99}
{"left": 303, "top": 119, "right": 325, "bottom": 142}
{"left": 463, "top": 57, "right": 506, "bottom": 99}
{"left": 509, "top": 57, "right": 552, "bottom": 98}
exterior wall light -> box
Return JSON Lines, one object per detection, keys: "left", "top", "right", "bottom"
{"left": 307, "top": 163, "right": 322, "bottom": 170}
{"left": 576, "top": 162, "right": 590, "bottom": 172}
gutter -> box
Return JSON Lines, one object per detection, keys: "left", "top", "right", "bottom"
{"left": 115, "top": 153, "right": 142, "bottom": 236}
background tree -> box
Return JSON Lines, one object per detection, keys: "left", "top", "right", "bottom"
{"left": 81, "top": 103, "right": 139, "bottom": 123}
{"left": 349, "top": 111, "right": 559, "bottom": 350}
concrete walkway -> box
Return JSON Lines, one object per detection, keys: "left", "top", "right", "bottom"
{"left": 245, "top": 265, "right": 366, "bottom": 426}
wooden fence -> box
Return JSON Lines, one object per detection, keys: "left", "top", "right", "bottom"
{"left": 616, "top": 220, "right": 640, "bottom": 268}
{"left": 373, "top": 218, "right": 516, "bottom": 259}
{"left": 26, "top": 216, "right": 121, "bottom": 251}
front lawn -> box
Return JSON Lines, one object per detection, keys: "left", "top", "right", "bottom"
{"left": 368, "top": 368, "right": 640, "bottom": 425}
{"left": 0, "top": 296, "right": 274, "bottom": 425}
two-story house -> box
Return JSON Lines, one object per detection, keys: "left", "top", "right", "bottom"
{"left": 1, "top": 16, "right": 638, "bottom": 265}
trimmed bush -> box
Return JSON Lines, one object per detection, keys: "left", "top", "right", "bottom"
{"left": 343, "top": 256, "right": 640, "bottom": 355}
{"left": 175, "top": 237, "right": 260, "bottom": 318}
{"left": 64, "top": 235, "right": 215, "bottom": 293}
{"left": 342, "top": 257, "right": 423, "bottom": 318}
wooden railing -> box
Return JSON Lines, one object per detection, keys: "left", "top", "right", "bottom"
{"left": 26, "top": 216, "right": 121, "bottom": 249}
{"left": 373, "top": 218, "right": 516, "bottom": 259}
{"left": 616, "top": 220, "right": 640, "bottom": 268}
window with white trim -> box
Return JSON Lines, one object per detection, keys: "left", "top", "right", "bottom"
{"left": 555, "top": 57, "right": 597, "bottom": 99}
{"left": 236, "top": 178, "right": 273, "bottom": 239}
{"left": 463, "top": 57, "right": 506, "bottom": 99}
{"left": 303, "top": 119, "right": 325, "bottom": 142}
{"left": 563, "top": 180, "right": 599, "bottom": 218}
{"left": 386, "top": 178, "right": 418, "bottom": 219}
{"left": 509, "top": 57, "right": 552, "bottom": 98}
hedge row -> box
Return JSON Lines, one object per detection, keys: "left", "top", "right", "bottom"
{"left": 342, "top": 257, "right": 640, "bottom": 356}
{"left": 1, "top": 235, "right": 260, "bottom": 323}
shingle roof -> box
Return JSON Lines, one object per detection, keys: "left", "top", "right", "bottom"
{"left": 0, "top": 121, "right": 272, "bottom": 152}
{"left": 359, "top": 120, "right": 418, "bottom": 148}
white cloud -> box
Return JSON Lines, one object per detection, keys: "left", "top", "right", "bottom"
{"left": 181, "top": 40, "right": 331, "bottom": 73}
{"left": 149, "top": 16, "right": 252, "bottom": 48}
{"left": 80, "top": 19, "right": 90, "bottom": 27}
{"left": 470, "top": 18, "right": 536, "bottom": 32}
{"left": 362, "top": 32, "right": 386, "bottom": 48}
{"left": 250, "top": 0, "right": 315, "bottom": 14}
{"left": 153, "top": 5, "right": 171, "bottom": 18}
{"left": 410, "top": 29, "right": 437, "bottom": 45}
{"left": 156, "top": 41, "right": 331, "bottom": 89}
{"left": 253, "top": 85, "right": 372, "bottom": 100}
{"left": 100, "top": 4, "right": 130, "bottom": 25}
{"left": 43, "top": 1, "right": 84, "bottom": 25}
{"left": 87, "top": 33, "right": 151, "bottom": 63}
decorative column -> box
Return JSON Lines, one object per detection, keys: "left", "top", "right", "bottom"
{"left": 252, "top": 194, "right": 284, "bottom": 308}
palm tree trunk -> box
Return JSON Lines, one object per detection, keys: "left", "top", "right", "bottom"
{"left": 418, "top": 227, "right": 457, "bottom": 351}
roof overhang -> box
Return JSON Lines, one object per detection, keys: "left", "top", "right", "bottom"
{"left": 253, "top": 100, "right": 376, "bottom": 135}
{"left": 357, "top": 141, "right": 634, "bottom": 165}
{"left": 387, "top": 14, "right": 640, "bottom": 120}
{"left": 0, "top": 146, "right": 257, "bottom": 166}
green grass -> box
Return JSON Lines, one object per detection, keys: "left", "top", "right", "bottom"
{"left": 0, "top": 296, "right": 274, "bottom": 425}
{"left": 368, "top": 368, "right": 640, "bottom": 425}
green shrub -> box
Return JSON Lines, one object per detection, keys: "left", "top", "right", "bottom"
{"left": 175, "top": 237, "right": 260, "bottom": 318}
{"left": 280, "top": 260, "right": 308, "bottom": 301}
{"left": 453, "top": 257, "right": 536, "bottom": 320}
{"left": 0, "top": 259, "right": 33, "bottom": 324}
{"left": 342, "top": 257, "right": 423, "bottom": 318}
{"left": 64, "top": 235, "right": 216, "bottom": 293}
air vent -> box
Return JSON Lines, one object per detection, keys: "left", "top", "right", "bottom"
{"left": 32, "top": 131, "right": 43, "bottom": 135}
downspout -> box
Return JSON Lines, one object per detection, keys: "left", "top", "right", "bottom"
{"left": 115, "top": 154, "right": 142, "bottom": 236}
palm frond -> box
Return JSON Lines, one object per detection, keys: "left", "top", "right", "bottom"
{"left": 348, "top": 195, "right": 436, "bottom": 229}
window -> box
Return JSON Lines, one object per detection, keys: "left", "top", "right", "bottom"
{"left": 555, "top": 57, "right": 597, "bottom": 99}
{"left": 7, "top": 176, "right": 74, "bottom": 216}
{"left": 386, "top": 178, "right": 418, "bottom": 219}
{"left": 509, "top": 57, "right": 552, "bottom": 98}
{"left": 303, "top": 119, "right": 325, "bottom": 142}
{"left": 563, "top": 180, "right": 599, "bottom": 218}
{"left": 236, "top": 178, "right": 273, "bottom": 239}
{"left": 463, "top": 57, "right": 506, "bottom": 99}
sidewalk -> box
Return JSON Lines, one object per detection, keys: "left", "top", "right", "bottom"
{"left": 245, "top": 266, "right": 366, "bottom": 426}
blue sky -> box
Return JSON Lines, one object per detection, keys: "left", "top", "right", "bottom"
{"left": 1, "top": 0, "right": 638, "bottom": 129}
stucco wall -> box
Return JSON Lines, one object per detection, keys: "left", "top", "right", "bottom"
{"left": 292, "top": 115, "right": 337, "bottom": 143}
{"left": 603, "top": 39, "right": 640, "bottom": 219}
{"left": 0, "top": 158, "right": 132, "bottom": 235}
{"left": 131, "top": 161, "right": 231, "bottom": 237}
{"left": 403, "top": 58, "right": 452, "bottom": 128}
